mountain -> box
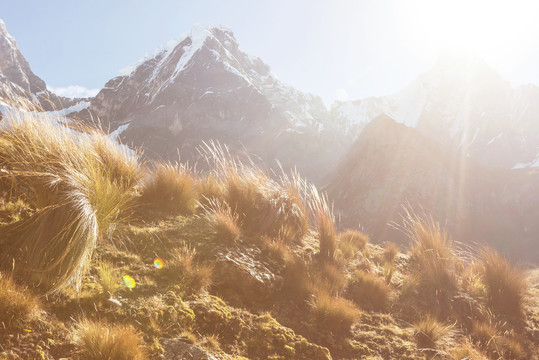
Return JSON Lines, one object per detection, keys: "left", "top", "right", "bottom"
{"left": 328, "top": 114, "right": 539, "bottom": 260}
{"left": 0, "top": 19, "right": 46, "bottom": 96}
{"left": 331, "top": 53, "right": 539, "bottom": 170}
{"left": 0, "top": 19, "right": 86, "bottom": 112}
{"left": 77, "top": 25, "right": 345, "bottom": 182}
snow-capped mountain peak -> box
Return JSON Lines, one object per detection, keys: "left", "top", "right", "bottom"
{"left": 331, "top": 51, "right": 539, "bottom": 170}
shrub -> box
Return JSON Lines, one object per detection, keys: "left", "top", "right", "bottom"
{"left": 73, "top": 319, "right": 146, "bottom": 360}
{"left": 164, "top": 244, "right": 213, "bottom": 295}
{"left": 311, "top": 291, "right": 360, "bottom": 333}
{"left": 139, "top": 162, "right": 196, "bottom": 214}
{"left": 479, "top": 249, "right": 526, "bottom": 318}
{"left": 413, "top": 315, "right": 452, "bottom": 349}
{"left": 338, "top": 230, "right": 369, "bottom": 260}
{"left": 0, "top": 110, "right": 141, "bottom": 292}
{"left": 346, "top": 270, "right": 389, "bottom": 311}
{"left": 0, "top": 273, "right": 41, "bottom": 328}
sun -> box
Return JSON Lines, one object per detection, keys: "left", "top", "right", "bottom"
{"left": 399, "top": 0, "right": 539, "bottom": 63}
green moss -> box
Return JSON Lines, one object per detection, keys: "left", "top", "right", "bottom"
{"left": 190, "top": 296, "right": 330, "bottom": 360}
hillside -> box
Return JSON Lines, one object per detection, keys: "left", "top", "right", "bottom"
{"left": 328, "top": 114, "right": 539, "bottom": 261}
{"left": 0, "top": 106, "right": 538, "bottom": 360}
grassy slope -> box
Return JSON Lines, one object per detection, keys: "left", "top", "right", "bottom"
{"left": 1, "top": 208, "right": 538, "bottom": 359}
{"left": 0, "top": 111, "right": 537, "bottom": 359}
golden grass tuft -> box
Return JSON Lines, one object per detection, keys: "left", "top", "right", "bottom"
{"left": 401, "top": 211, "right": 458, "bottom": 296}
{"left": 0, "top": 272, "right": 41, "bottom": 328}
{"left": 139, "top": 162, "right": 196, "bottom": 214}
{"left": 196, "top": 173, "right": 223, "bottom": 208}
{"left": 382, "top": 242, "right": 399, "bottom": 264}
{"left": 0, "top": 108, "right": 141, "bottom": 292}
{"left": 316, "top": 211, "right": 337, "bottom": 262}
{"left": 338, "top": 230, "right": 369, "bottom": 260}
{"left": 346, "top": 270, "right": 389, "bottom": 311}
{"left": 450, "top": 340, "right": 488, "bottom": 360}
{"left": 200, "top": 142, "right": 308, "bottom": 243}
{"left": 413, "top": 315, "right": 452, "bottom": 349}
{"left": 282, "top": 254, "right": 313, "bottom": 300}
{"left": 73, "top": 319, "right": 146, "bottom": 360}
{"left": 311, "top": 291, "right": 361, "bottom": 333}
{"left": 469, "top": 320, "right": 526, "bottom": 359}
{"left": 97, "top": 261, "right": 121, "bottom": 297}
{"left": 164, "top": 244, "right": 213, "bottom": 295}
{"left": 202, "top": 199, "right": 241, "bottom": 243}
{"left": 478, "top": 249, "right": 526, "bottom": 319}
{"left": 315, "top": 263, "right": 348, "bottom": 296}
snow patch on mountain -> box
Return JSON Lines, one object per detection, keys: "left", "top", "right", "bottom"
{"left": 0, "top": 20, "right": 16, "bottom": 49}
{"left": 487, "top": 132, "right": 503, "bottom": 145}
{"left": 512, "top": 154, "right": 539, "bottom": 169}
{"left": 45, "top": 101, "right": 90, "bottom": 116}
{"left": 109, "top": 123, "right": 130, "bottom": 140}
{"left": 118, "top": 24, "right": 219, "bottom": 77}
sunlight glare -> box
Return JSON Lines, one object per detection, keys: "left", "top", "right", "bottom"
{"left": 400, "top": 0, "right": 539, "bottom": 64}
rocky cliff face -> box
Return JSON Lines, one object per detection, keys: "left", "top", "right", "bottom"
{"left": 328, "top": 114, "right": 539, "bottom": 260}
{"left": 80, "top": 25, "right": 345, "bottom": 182}
{"left": 0, "top": 20, "right": 46, "bottom": 96}
{"left": 0, "top": 20, "right": 82, "bottom": 112}
{"left": 331, "top": 53, "right": 539, "bottom": 170}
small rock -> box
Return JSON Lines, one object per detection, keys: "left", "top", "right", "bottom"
{"left": 107, "top": 297, "right": 122, "bottom": 307}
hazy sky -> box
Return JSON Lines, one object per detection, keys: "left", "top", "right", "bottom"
{"left": 2, "top": 0, "right": 539, "bottom": 104}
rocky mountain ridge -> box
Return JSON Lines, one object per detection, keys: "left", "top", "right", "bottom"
{"left": 0, "top": 20, "right": 83, "bottom": 111}
{"left": 328, "top": 114, "right": 539, "bottom": 260}
{"left": 331, "top": 53, "right": 539, "bottom": 170}
{"left": 75, "top": 25, "right": 344, "bottom": 182}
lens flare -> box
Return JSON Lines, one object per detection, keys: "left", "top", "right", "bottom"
{"left": 153, "top": 257, "right": 164, "bottom": 269}
{"left": 122, "top": 275, "right": 136, "bottom": 289}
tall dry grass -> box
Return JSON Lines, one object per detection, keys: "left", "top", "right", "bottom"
{"left": 73, "top": 319, "right": 146, "bottom": 360}
{"left": 139, "top": 162, "right": 196, "bottom": 214}
{"left": 0, "top": 272, "right": 42, "bottom": 328}
{"left": 478, "top": 249, "right": 526, "bottom": 319}
{"left": 413, "top": 315, "right": 453, "bottom": 349}
{"left": 311, "top": 291, "right": 361, "bottom": 333}
{"left": 164, "top": 244, "right": 213, "bottom": 295}
{"left": 401, "top": 210, "right": 458, "bottom": 295}
{"left": 308, "top": 185, "right": 337, "bottom": 263}
{"left": 0, "top": 100, "right": 141, "bottom": 292}
{"left": 346, "top": 270, "right": 389, "bottom": 311}
{"left": 199, "top": 142, "right": 308, "bottom": 243}
{"left": 201, "top": 198, "right": 241, "bottom": 242}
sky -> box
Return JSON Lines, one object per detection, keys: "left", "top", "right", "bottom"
{"left": 2, "top": 0, "right": 539, "bottom": 105}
